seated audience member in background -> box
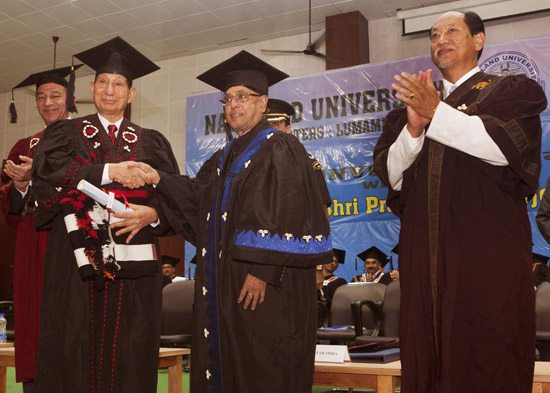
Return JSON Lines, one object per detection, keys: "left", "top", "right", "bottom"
{"left": 1, "top": 65, "right": 80, "bottom": 393}
{"left": 318, "top": 248, "right": 347, "bottom": 308}
{"left": 374, "top": 10, "right": 546, "bottom": 392}
{"left": 161, "top": 254, "right": 187, "bottom": 282}
{"left": 353, "top": 246, "right": 393, "bottom": 285}
{"left": 31, "top": 37, "right": 179, "bottom": 393}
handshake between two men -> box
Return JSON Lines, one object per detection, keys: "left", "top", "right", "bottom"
{"left": 107, "top": 161, "right": 162, "bottom": 243}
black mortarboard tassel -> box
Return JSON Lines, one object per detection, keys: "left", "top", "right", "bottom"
{"left": 66, "top": 60, "right": 77, "bottom": 114}
{"left": 222, "top": 113, "right": 233, "bottom": 142}
{"left": 9, "top": 89, "right": 17, "bottom": 124}
{"left": 389, "top": 243, "right": 399, "bottom": 270}
{"left": 197, "top": 50, "right": 288, "bottom": 95}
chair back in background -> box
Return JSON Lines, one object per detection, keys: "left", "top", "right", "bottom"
{"left": 329, "top": 283, "right": 386, "bottom": 328}
{"left": 536, "top": 282, "right": 550, "bottom": 334}
{"left": 161, "top": 280, "right": 195, "bottom": 345}
{"left": 380, "top": 280, "right": 400, "bottom": 337}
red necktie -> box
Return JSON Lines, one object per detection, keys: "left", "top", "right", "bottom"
{"left": 108, "top": 124, "right": 117, "bottom": 144}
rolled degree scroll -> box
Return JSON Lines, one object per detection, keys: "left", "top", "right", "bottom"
{"left": 77, "top": 180, "right": 133, "bottom": 213}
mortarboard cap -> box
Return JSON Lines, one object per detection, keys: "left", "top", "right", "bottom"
{"left": 74, "top": 36, "right": 159, "bottom": 85}
{"left": 533, "top": 252, "right": 549, "bottom": 265}
{"left": 333, "top": 248, "right": 346, "bottom": 264}
{"left": 14, "top": 65, "right": 82, "bottom": 90}
{"left": 9, "top": 64, "right": 83, "bottom": 124}
{"left": 196, "top": 50, "right": 288, "bottom": 96}
{"left": 265, "top": 98, "right": 295, "bottom": 123}
{"left": 357, "top": 246, "right": 389, "bottom": 267}
{"left": 161, "top": 255, "right": 180, "bottom": 267}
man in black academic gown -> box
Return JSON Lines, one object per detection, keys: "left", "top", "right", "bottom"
{"left": 31, "top": 37, "right": 179, "bottom": 393}
{"left": 374, "top": 11, "right": 546, "bottom": 393}
{"left": 135, "top": 51, "right": 332, "bottom": 393}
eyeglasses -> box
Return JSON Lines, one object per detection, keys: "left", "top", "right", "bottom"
{"left": 220, "top": 91, "right": 261, "bottom": 105}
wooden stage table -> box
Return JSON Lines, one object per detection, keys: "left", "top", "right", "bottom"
{"left": 0, "top": 344, "right": 189, "bottom": 393}
{"left": 314, "top": 360, "right": 401, "bottom": 393}
{"left": 314, "top": 360, "right": 550, "bottom": 393}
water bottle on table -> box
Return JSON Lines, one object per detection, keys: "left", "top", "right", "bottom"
{"left": 0, "top": 313, "right": 7, "bottom": 343}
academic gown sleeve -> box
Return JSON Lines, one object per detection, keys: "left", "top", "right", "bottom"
{"left": 230, "top": 133, "right": 332, "bottom": 267}
{"left": 155, "top": 152, "right": 218, "bottom": 245}
{"left": 373, "top": 109, "right": 410, "bottom": 218}
{"left": 468, "top": 74, "right": 547, "bottom": 198}
{"left": 136, "top": 128, "right": 181, "bottom": 237}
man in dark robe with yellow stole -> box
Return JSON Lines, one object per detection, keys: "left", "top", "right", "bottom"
{"left": 374, "top": 11, "right": 547, "bottom": 393}
{"left": 135, "top": 51, "right": 333, "bottom": 393}
{"left": 31, "top": 37, "right": 179, "bottom": 393}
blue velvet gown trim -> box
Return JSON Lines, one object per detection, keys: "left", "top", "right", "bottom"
{"left": 202, "top": 127, "right": 279, "bottom": 392}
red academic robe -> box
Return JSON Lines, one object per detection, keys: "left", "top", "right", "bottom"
{"left": 0, "top": 131, "right": 49, "bottom": 383}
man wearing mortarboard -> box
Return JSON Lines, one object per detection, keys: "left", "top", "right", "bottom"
{"left": 318, "top": 248, "right": 347, "bottom": 308}
{"left": 352, "top": 246, "right": 393, "bottom": 285}
{"left": 0, "top": 64, "right": 80, "bottom": 393}
{"left": 265, "top": 98, "right": 332, "bottom": 211}
{"left": 30, "top": 37, "right": 180, "bottom": 393}
{"left": 161, "top": 254, "right": 187, "bottom": 282}
{"left": 132, "top": 50, "right": 332, "bottom": 393}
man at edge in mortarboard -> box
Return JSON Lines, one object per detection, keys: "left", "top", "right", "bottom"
{"left": 131, "top": 50, "right": 332, "bottom": 393}
{"left": 161, "top": 254, "right": 187, "bottom": 282}
{"left": 31, "top": 37, "right": 180, "bottom": 393}
{"left": 352, "top": 246, "right": 393, "bottom": 285}
{"left": 0, "top": 64, "right": 81, "bottom": 393}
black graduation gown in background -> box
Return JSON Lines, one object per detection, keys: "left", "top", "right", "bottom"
{"left": 374, "top": 73, "right": 547, "bottom": 393}
{"left": 31, "top": 115, "right": 180, "bottom": 393}
{"left": 155, "top": 119, "right": 332, "bottom": 393}
{"left": 320, "top": 274, "right": 347, "bottom": 308}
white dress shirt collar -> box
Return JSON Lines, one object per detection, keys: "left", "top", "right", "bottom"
{"left": 97, "top": 113, "right": 123, "bottom": 133}
{"left": 442, "top": 66, "right": 481, "bottom": 99}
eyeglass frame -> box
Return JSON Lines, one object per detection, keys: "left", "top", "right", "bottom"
{"left": 219, "top": 91, "right": 262, "bottom": 105}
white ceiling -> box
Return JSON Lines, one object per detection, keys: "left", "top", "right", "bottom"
{"left": 0, "top": 0, "right": 455, "bottom": 93}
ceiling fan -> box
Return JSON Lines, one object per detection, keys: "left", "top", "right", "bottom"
{"left": 261, "top": 0, "right": 341, "bottom": 64}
